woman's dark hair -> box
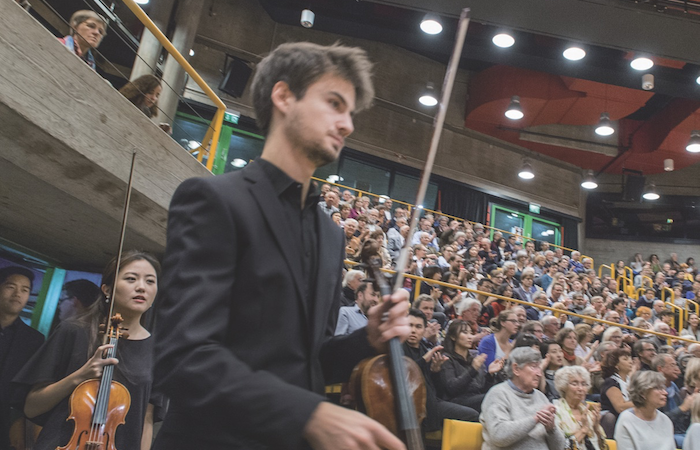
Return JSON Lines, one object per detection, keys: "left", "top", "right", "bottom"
{"left": 443, "top": 319, "right": 472, "bottom": 364}
{"left": 649, "top": 254, "right": 659, "bottom": 262}
{"left": 491, "top": 310, "right": 516, "bottom": 332}
{"left": 119, "top": 75, "right": 161, "bottom": 118}
{"left": 539, "top": 340, "right": 560, "bottom": 359}
{"left": 514, "top": 333, "right": 539, "bottom": 349}
{"left": 496, "top": 283, "right": 512, "bottom": 297}
{"left": 601, "top": 347, "right": 631, "bottom": 378}
{"left": 74, "top": 250, "right": 161, "bottom": 354}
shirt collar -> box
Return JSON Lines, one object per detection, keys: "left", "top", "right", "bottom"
{"left": 256, "top": 158, "right": 319, "bottom": 207}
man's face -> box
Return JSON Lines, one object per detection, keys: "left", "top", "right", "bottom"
{"left": 420, "top": 219, "right": 431, "bottom": 231}
{"left": 419, "top": 233, "right": 431, "bottom": 245}
{"left": 407, "top": 315, "right": 425, "bottom": 347}
{"left": 400, "top": 226, "right": 410, "bottom": 238}
{"left": 418, "top": 300, "right": 435, "bottom": 321}
{"left": 526, "top": 242, "right": 535, "bottom": 252}
{"left": 384, "top": 200, "right": 392, "bottom": 210}
{"left": 0, "top": 274, "right": 31, "bottom": 317}
{"left": 367, "top": 210, "right": 379, "bottom": 224}
{"left": 639, "top": 342, "right": 658, "bottom": 365}
{"left": 534, "top": 295, "right": 548, "bottom": 306}
{"left": 325, "top": 192, "right": 339, "bottom": 207}
{"left": 654, "top": 303, "right": 664, "bottom": 314}
{"left": 551, "top": 284, "right": 563, "bottom": 299}
{"left": 461, "top": 304, "right": 482, "bottom": 323}
{"left": 480, "top": 281, "right": 494, "bottom": 294}
{"left": 607, "top": 312, "right": 620, "bottom": 323}
{"left": 659, "top": 355, "right": 680, "bottom": 381}
{"left": 280, "top": 73, "right": 355, "bottom": 167}
{"left": 646, "top": 291, "right": 655, "bottom": 300}
{"left": 347, "top": 274, "right": 363, "bottom": 291}
{"left": 344, "top": 221, "right": 357, "bottom": 236}
{"left": 356, "top": 286, "right": 379, "bottom": 313}
{"left": 342, "top": 190, "right": 353, "bottom": 202}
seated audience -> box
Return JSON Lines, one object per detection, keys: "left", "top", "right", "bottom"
{"left": 555, "top": 328, "right": 584, "bottom": 367}
{"left": 480, "top": 347, "right": 566, "bottom": 450}
{"left": 478, "top": 310, "right": 520, "bottom": 367}
{"left": 685, "top": 396, "right": 700, "bottom": 450}
{"left": 653, "top": 353, "right": 695, "bottom": 447}
{"left": 681, "top": 313, "right": 700, "bottom": 341}
{"left": 59, "top": 10, "right": 107, "bottom": 71}
{"left": 553, "top": 366, "right": 607, "bottom": 450}
{"left": 614, "top": 371, "right": 676, "bottom": 450}
{"left": 539, "top": 341, "right": 564, "bottom": 401}
{"left": 340, "top": 270, "right": 364, "bottom": 307}
{"left": 334, "top": 282, "right": 378, "bottom": 336}
{"left": 600, "top": 347, "right": 634, "bottom": 436}
{"left": 440, "top": 320, "right": 503, "bottom": 412}
{"left": 403, "top": 309, "right": 479, "bottom": 431}
{"left": 634, "top": 339, "right": 658, "bottom": 371}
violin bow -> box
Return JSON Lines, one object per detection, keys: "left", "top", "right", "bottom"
{"left": 103, "top": 149, "right": 137, "bottom": 343}
{"left": 392, "top": 8, "right": 471, "bottom": 302}
{"left": 379, "top": 8, "right": 471, "bottom": 450}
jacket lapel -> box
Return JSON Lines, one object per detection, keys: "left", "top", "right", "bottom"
{"left": 244, "top": 163, "right": 305, "bottom": 306}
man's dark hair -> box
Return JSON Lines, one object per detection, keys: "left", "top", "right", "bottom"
{"left": 408, "top": 308, "right": 427, "bottom": 327}
{"left": 611, "top": 298, "right": 626, "bottom": 309}
{"left": 514, "top": 333, "right": 539, "bottom": 349}
{"left": 539, "top": 340, "right": 560, "bottom": 358}
{"left": 251, "top": 42, "right": 374, "bottom": 135}
{"left": 633, "top": 338, "right": 658, "bottom": 356}
{"left": 478, "top": 278, "right": 493, "bottom": 287}
{"left": 355, "top": 282, "right": 373, "bottom": 296}
{"left": 63, "top": 279, "right": 101, "bottom": 308}
{"left": 0, "top": 266, "right": 34, "bottom": 290}
{"left": 658, "top": 310, "right": 674, "bottom": 319}
{"left": 422, "top": 265, "right": 441, "bottom": 280}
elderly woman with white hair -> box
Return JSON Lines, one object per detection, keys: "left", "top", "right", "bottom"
{"left": 614, "top": 370, "right": 676, "bottom": 450}
{"left": 480, "top": 347, "right": 566, "bottom": 450}
{"left": 553, "top": 366, "right": 608, "bottom": 450}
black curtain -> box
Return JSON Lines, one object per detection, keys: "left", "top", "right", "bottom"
{"left": 439, "top": 180, "right": 487, "bottom": 224}
{"left": 561, "top": 217, "right": 580, "bottom": 252}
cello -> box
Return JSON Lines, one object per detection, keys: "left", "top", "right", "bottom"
{"left": 348, "top": 9, "right": 471, "bottom": 450}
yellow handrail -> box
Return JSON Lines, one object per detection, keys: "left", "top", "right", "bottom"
{"left": 623, "top": 266, "right": 634, "bottom": 281}
{"left": 122, "top": 0, "right": 226, "bottom": 172}
{"left": 616, "top": 275, "right": 634, "bottom": 298}
{"left": 316, "top": 176, "right": 592, "bottom": 261}
{"left": 665, "top": 301, "right": 684, "bottom": 332}
{"left": 343, "top": 260, "right": 699, "bottom": 345}
{"left": 688, "top": 299, "right": 699, "bottom": 316}
{"left": 640, "top": 275, "right": 654, "bottom": 289}
{"left": 598, "top": 264, "right": 613, "bottom": 279}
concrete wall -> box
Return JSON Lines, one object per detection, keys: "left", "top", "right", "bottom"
{"left": 584, "top": 238, "right": 700, "bottom": 267}
{"left": 185, "top": 0, "right": 585, "bottom": 219}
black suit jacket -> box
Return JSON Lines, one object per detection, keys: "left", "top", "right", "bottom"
{"left": 1, "top": 320, "right": 44, "bottom": 449}
{"left": 153, "top": 161, "right": 375, "bottom": 450}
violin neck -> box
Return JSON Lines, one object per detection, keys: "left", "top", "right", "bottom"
{"left": 93, "top": 336, "right": 119, "bottom": 425}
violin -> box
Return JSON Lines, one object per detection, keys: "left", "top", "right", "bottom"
{"left": 58, "top": 314, "right": 131, "bottom": 450}
{"left": 350, "top": 240, "right": 426, "bottom": 450}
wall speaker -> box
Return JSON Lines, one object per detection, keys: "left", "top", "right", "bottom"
{"left": 219, "top": 56, "right": 252, "bottom": 98}
{"left": 622, "top": 172, "right": 646, "bottom": 202}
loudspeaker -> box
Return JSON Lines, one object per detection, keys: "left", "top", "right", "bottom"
{"left": 219, "top": 56, "right": 252, "bottom": 98}
{"left": 622, "top": 173, "right": 645, "bottom": 202}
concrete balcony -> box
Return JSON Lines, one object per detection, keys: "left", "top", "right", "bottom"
{"left": 0, "top": 1, "right": 210, "bottom": 269}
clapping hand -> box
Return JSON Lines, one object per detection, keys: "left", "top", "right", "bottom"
{"left": 488, "top": 358, "right": 504, "bottom": 374}
{"left": 535, "top": 404, "right": 557, "bottom": 431}
{"left": 472, "top": 353, "right": 487, "bottom": 371}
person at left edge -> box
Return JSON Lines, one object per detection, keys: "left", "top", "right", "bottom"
{"left": 152, "top": 42, "right": 410, "bottom": 450}
{"left": 0, "top": 266, "right": 44, "bottom": 450}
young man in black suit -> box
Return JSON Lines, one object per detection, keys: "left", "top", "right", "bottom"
{"left": 0, "top": 266, "right": 44, "bottom": 450}
{"left": 153, "top": 42, "right": 410, "bottom": 450}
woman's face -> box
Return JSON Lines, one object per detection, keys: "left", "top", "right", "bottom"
{"left": 503, "top": 286, "right": 513, "bottom": 298}
{"left": 455, "top": 328, "right": 473, "bottom": 349}
{"left": 514, "top": 361, "right": 543, "bottom": 392}
{"left": 690, "top": 314, "right": 699, "bottom": 327}
{"left": 640, "top": 310, "right": 652, "bottom": 321}
{"left": 110, "top": 259, "right": 158, "bottom": 318}
{"left": 645, "top": 385, "right": 668, "bottom": 410}
{"left": 502, "top": 313, "right": 520, "bottom": 335}
{"left": 144, "top": 85, "right": 162, "bottom": 107}
{"left": 331, "top": 212, "right": 341, "bottom": 224}
{"left": 468, "top": 246, "right": 478, "bottom": 257}
{"left": 610, "top": 332, "right": 623, "bottom": 346}
{"left": 565, "top": 375, "right": 589, "bottom": 405}
{"left": 562, "top": 332, "right": 577, "bottom": 352}
{"left": 616, "top": 354, "right": 633, "bottom": 374}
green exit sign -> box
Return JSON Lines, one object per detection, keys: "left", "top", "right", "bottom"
{"left": 224, "top": 112, "right": 239, "bottom": 124}
{"left": 529, "top": 203, "right": 541, "bottom": 214}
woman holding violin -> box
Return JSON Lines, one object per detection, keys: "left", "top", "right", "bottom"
{"left": 12, "top": 250, "right": 161, "bottom": 450}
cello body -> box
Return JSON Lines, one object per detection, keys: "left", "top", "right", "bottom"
{"left": 349, "top": 354, "right": 427, "bottom": 436}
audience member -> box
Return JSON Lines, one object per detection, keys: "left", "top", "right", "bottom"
{"left": 478, "top": 310, "right": 519, "bottom": 367}
{"left": 684, "top": 396, "right": 700, "bottom": 450}
{"left": 58, "top": 10, "right": 107, "bottom": 71}
{"left": 600, "top": 347, "right": 635, "bottom": 436}
{"left": 653, "top": 353, "right": 695, "bottom": 447}
{"left": 480, "top": 347, "right": 566, "bottom": 450}
{"left": 614, "top": 370, "right": 675, "bottom": 450}
{"left": 334, "top": 282, "right": 378, "bottom": 336}
{"left": 340, "top": 270, "right": 364, "bottom": 307}
{"left": 118, "top": 75, "right": 171, "bottom": 133}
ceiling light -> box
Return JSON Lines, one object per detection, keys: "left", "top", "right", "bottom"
{"left": 664, "top": 159, "right": 674, "bottom": 172}
{"left": 595, "top": 112, "right": 615, "bottom": 136}
{"left": 518, "top": 161, "right": 535, "bottom": 180}
{"left": 231, "top": 158, "right": 247, "bottom": 168}
{"left": 419, "top": 82, "right": 438, "bottom": 106}
{"left": 581, "top": 170, "right": 598, "bottom": 190}
{"left": 189, "top": 49, "right": 195, "bottom": 57}
{"left": 630, "top": 56, "right": 654, "bottom": 71}
{"left": 563, "top": 46, "right": 586, "bottom": 61}
{"left": 492, "top": 33, "right": 515, "bottom": 48}
{"left": 420, "top": 14, "right": 442, "bottom": 34}
{"left": 696, "top": 75, "right": 700, "bottom": 85}
{"left": 134, "top": 0, "right": 149, "bottom": 4}
{"left": 300, "top": 9, "right": 315, "bottom": 28}
{"left": 642, "top": 183, "right": 660, "bottom": 201}
{"left": 188, "top": 140, "right": 201, "bottom": 149}
{"left": 505, "top": 95, "right": 524, "bottom": 120}
{"left": 687, "top": 130, "right": 700, "bottom": 153}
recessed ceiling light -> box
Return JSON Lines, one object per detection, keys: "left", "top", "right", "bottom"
{"left": 135, "top": 0, "right": 149, "bottom": 4}
{"left": 630, "top": 56, "right": 654, "bottom": 71}
{"left": 642, "top": 183, "right": 660, "bottom": 200}
{"left": 189, "top": 49, "right": 195, "bottom": 57}
{"left": 420, "top": 14, "right": 442, "bottom": 34}
{"left": 687, "top": 130, "right": 700, "bottom": 153}
{"left": 492, "top": 33, "right": 515, "bottom": 48}
{"left": 563, "top": 46, "right": 586, "bottom": 61}
{"left": 580, "top": 170, "right": 598, "bottom": 190}
{"left": 231, "top": 158, "right": 247, "bottom": 168}
{"left": 518, "top": 161, "right": 535, "bottom": 179}
{"left": 696, "top": 75, "right": 700, "bottom": 85}
{"left": 419, "top": 83, "right": 438, "bottom": 106}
